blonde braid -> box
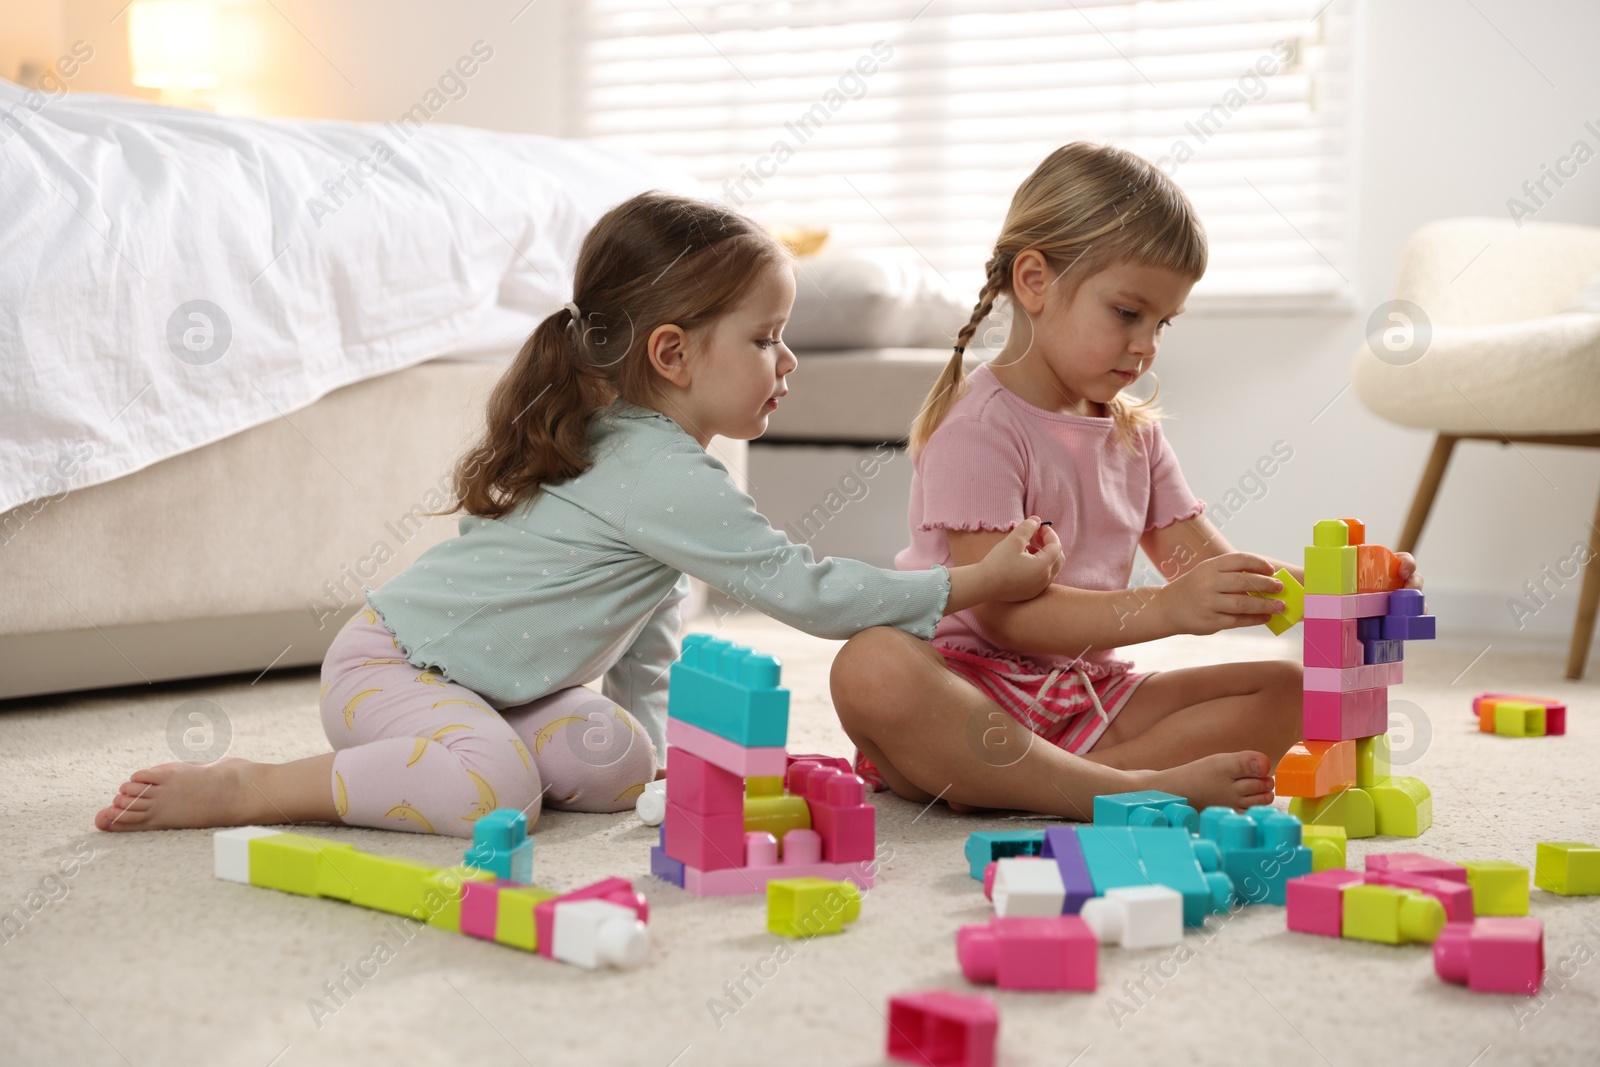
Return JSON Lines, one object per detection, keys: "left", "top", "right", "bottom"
{"left": 908, "top": 255, "right": 1010, "bottom": 454}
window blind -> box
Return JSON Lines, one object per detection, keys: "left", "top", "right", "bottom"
{"left": 567, "top": 0, "right": 1355, "bottom": 306}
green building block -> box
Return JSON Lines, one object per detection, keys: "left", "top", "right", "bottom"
{"left": 1535, "top": 842, "right": 1600, "bottom": 896}
{"left": 247, "top": 833, "right": 357, "bottom": 897}
{"left": 1369, "top": 777, "right": 1432, "bottom": 837}
{"left": 1289, "top": 787, "right": 1375, "bottom": 839}
{"left": 668, "top": 634, "right": 790, "bottom": 747}
{"left": 1304, "top": 545, "right": 1357, "bottom": 595}
{"left": 1495, "top": 702, "right": 1547, "bottom": 737}
{"left": 348, "top": 851, "right": 446, "bottom": 919}
{"left": 1342, "top": 884, "right": 1446, "bottom": 945}
{"left": 767, "top": 877, "right": 862, "bottom": 937}
{"left": 1461, "top": 860, "right": 1530, "bottom": 916}
{"left": 1302, "top": 824, "right": 1348, "bottom": 872}
{"left": 963, "top": 830, "right": 1045, "bottom": 880}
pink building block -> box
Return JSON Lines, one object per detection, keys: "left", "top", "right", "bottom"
{"left": 1286, "top": 869, "right": 1364, "bottom": 937}
{"left": 783, "top": 828, "right": 823, "bottom": 864}
{"left": 1303, "top": 662, "right": 1403, "bottom": 692}
{"left": 1365, "top": 852, "right": 1467, "bottom": 883}
{"left": 745, "top": 831, "right": 780, "bottom": 867}
{"left": 886, "top": 990, "right": 997, "bottom": 1067}
{"left": 666, "top": 747, "right": 744, "bottom": 814}
{"left": 683, "top": 858, "right": 874, "bottom": 896}
{"left": 787, "top": 753, "right": 854, "bottom": 779}
{"left": 1303, "top": 687, "right": 1388, "bottom": 740}
{"left": 1365, "top": 870, "right": 1475, "bottom": 922}
{"left": 805, "top": 767, "right": 876, "bottom": 864}
{"left": 957, "top": 915, "right": 1097, "bottom": 991}
{"left": 460, "top": 879, "right": 503, "bottom": 941}
{"left": 1434, "top": 917, "right": 1544, "bottom": 994}
{"left": 533, "top": 877, "right": 648, "bottom": 959}
{"left": 663, "top": 800, "right": 744, "bottom": 871}
{"left": 1304, "top": 592, "right": 1392, "bottom": 619}
{"left": 1304, "top": 618, "right": 1362, "bottom": 669}
{"left": 666, "top": 717, "right": 788, "bottom": 777}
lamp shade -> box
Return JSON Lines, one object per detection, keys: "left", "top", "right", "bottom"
{"left": 129, "top": 1, "right": 220, "bottom": 89}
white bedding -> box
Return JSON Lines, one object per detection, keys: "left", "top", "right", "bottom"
{"left": 0, "top": 81, "right": 700, "bottom": 513}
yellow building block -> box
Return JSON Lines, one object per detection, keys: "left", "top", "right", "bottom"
{"left": 1342, "top": 884, "right": 1446, "bottom": 945}
{"left": 348, "top": 851, "right": 446, "bottom": 919}
{"left": 1251, "top": 567, "right": 1306, "bottom": 636}
{"left": 1494, "top": 701, "right": 1546, "bottom": 737}
{"left": 747, "top": 776, "right": 785, "bottom": 797}
{"left": 247, "top": 833, "right": 357, "bottom": 897}
{"left": 419, "top": 865, "right": 496, "bottom": 932}
{"left": 1534, "top": 842, "right": 1600, "bottom": 896}
{"left": 1304, "top": 545, "right": 1357, "bottom": 595}
{"left": 1355, "top": 735, "right": 1390, "bottom": 789}
{"left": 1302, "top": 824, "right": 1348, "bottom": 871}
{"left": 1312, "top": 520, "right": 1350, "bottom": 547}
{"left": 1461, "top": 860, "right": 1529, "bottom": 916}
{"left": 1369, "top": 776, "right": 1432, "bottom": 837}
{"left": 768, "top": 877, "right": 862, "bottom": 938}
{"left": 1289, "top": 786, "right": 1375, "bottom": 839}
{"left": 745, "top": 793, "right": 812, "bottom": 842}
{"left": 495, "top": 885, "right": 560, "bottom": 950}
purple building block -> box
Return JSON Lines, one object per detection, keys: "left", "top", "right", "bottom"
{"left": 1039, "top": 826, "right": 1096, "bottom": 914}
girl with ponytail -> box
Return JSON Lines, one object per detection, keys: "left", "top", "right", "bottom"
{"left": 834, "top": 143, "right": 1418, "bottom": 817}
{"left": 97, "top": 192, "right": 1064, "bottom": 840}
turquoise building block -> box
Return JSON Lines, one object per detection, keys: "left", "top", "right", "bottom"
{"left": 1130, "top": 827, "right": 1230, "bottom": 927}
{"left": 963, "top": 829, "right": 1046, "bottom": 880}
{"left": 1076, "top": 826, "right": 1150, "bottom": 894}
{"left": 1092, "top": 790, "right": 1197, "bottom": 832}
{"left": 1210, "top": 806, "right": 1312, "bottom": 906}
{"left": 668, "top": 634, "right": 790, "bottom": 748}
{"left": 464, "top": 808, "right": 534, "bottom": 884}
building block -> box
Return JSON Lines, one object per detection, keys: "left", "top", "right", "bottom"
{"left": 991, "top": 857, "right": 1067, "bottom": 918}
{"left": 782, "top": 827, "right": 823, "bottom": 864}
{"left": 491, "top": 884, "right": 559, "bottom": 950}
{"left": 1303, "top": 662, "right": 1403, "bottom": 692}
{"left": 1214, "top": 809, "right": 1312, "bottom": 906}
{"left": 1362, "top": 638, "right": 1404, "bottom": 665}
{"left": 1302, "top": 825, "right": 1347, "bottom": 871}
{"left": 1364, "top": 869, "right": 1474, "bottom": 922}
{"left": 1130, "top": 826, "right": 1228, "bottom": 926}
{"left": 213, "top": 826, "right": 287, "bottom": 884}
{"left": 1312, "top": 518, "right": 1350, "bottom": 547}
{"left": 649, "top": 844, "right": 685, "bottom": 888}
{"left": 1461, "top": 861, "right": 1530, "bottom": 916}
{"left": 1342, "top": 883, "right": 1447, "bottom": 945}
{"left": 663, "top": 799, "right": 745, "bottom": 871}
{"left": 1491, "top": 701, "right": 1547, "bottom": 737}
{"left": 533, "top": 876, "right": 647, "bottom": 960}
{"left": 1037, "top": 826, "right": 1096, "bottom": 915}
{"left": 548, "top": 899, "right": 649, "bottom": 969}
{"left": 1388, "top": 588, "right": 1424, "bottom": 615}
{"left": 1337, "top": 517, "right": 1366, "bottom": 544}
{"left": 1248, "top": 567, "right": 1306, "bottom": 635}
{"left": 1364, "top": 852, "right": 1466, "bottom": 882}
{"left": 460, "top": 879, "right": 506, "bottom": 941}
{"left": 1275, "top": 740, "right": 1357, "bottom": 799}
{"left": 1289, "top": 787, "right": 1376, "bottom": 839}
{"left": 1304, "top": 618, "right": 1362, "bottom": 669}
{"left": 1092, "top": 790, "right": 1197, "bottom": 832}
{"left": 1303, "top": 592, "right": 1392, "bottom": 619}
{"left": 1534, "top": 842, "right": 1600, "bottom": 896}
{"left": 957, "top": 915, "right": 1097, "bottom": 991}
{"left": 666, "top": 747, "right": 746, "bottom": 814}
{"left": 683, "top": 858, "right": 873, "bottom": 896}
{"left": 745, "top": 830, "right": 780, "bottom": 867}
{"left": 423, "top": 865, "right": 497, "bottom": 933}
{"left": 983, "top": 858, "right": 1034, "bottom": 901}
{"left": 1382, "top": 613, "right": 1437, "bottom": 641}
{"left": 1080, "top": 885, "right": 1184, "bottom": 948}
{"left": 1076, "top": 826, "right": 1149, "bottom": 894}
{"left": 1472, "top": 693, "right": 1566, "bottom": 736}
{"left": 1354, "top": 735, "right": 1390, "bottom": 789}
{"left": 743, "top": 792, "right": 812, "bottom": 842}
{"left": 1356, "top": 543, "right": 1404, "bottom": 593}
{"left": 1369, "top": 776, "right": 1432, "bottom": 837}
{"left": 346, "top": 851, "right": 443, "bottom": 918}
{"left": 886, "top": 990, "right": 998, "bottom": 1067}
{"left": 246, "top": 833, "right": 357, "bottom": 898}
{"left": 1285, "top": 869, "right": 1365, "bottom": 937}
{"left": 667, "top": 634, "right": 790, "bottom": 748}
{"left": 463, "top": 808, "right": 534, "bottom": 884}
{"left": 666, "top": 717, "right": 789, "bottom": 777}
{"left": 747, "top": 775, "right": 783, "bottom": 796}
{"left": 767, "top": 877, "right": 861, "bottom": 937}
{"left": 804, "top": 768, "right": 876, "bottom": 864}
{"left": 1434, "top": 918, "right": 1544, "bottom": 995}
{"left": 1302, "top": 687, "right": 1388, "bottom": 741}
{"left": 636, "top": 779, "right": 666, "bottom": 826}
{"left": 1304, "top": 545, "right": 1357, "bottom": 595}
{"left": 964, "top": 830, "right": 1045, "bottom": 880}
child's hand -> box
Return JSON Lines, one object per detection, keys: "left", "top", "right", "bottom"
{"left": 980, "top": 517, "right": 1065, "bottom": 602}
{"left": 1396, "top": 551, "right": 1423, "bottom": 590}
{"left": 1156, "top": 552, "right": 1280, "bottom": 635}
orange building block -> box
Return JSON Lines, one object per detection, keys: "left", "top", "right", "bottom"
{"left": 1276, "top": 740, "right": 1358, "bottom": 799}
{"left": 1338, "top": 518, "right": 1366, "bottom": 545}
{"left": 1356, "top": 544, "right": 1403, "bottom": 593}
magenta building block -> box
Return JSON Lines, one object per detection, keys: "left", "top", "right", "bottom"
{"left": 811, "top": 800, "right": 876, "bottom": 863}
{"left": 886, "top": 990, "right": 997, "bottom": 1067}
{"left": 1039, "top": 826, "right": 1097, "bottom": 915}
{"left": 1286, "top": 869, "right": 1364, "bottom": 937}
{"left": 459, "top": 879, "right": 501, "bottom": 941}
{"left": 666, "top": 717, "right": 788, "bottom": 778}
{"left": 1302, "top": 687, "right": 1388, "bottom": 740}
{"left": 1304, "top": 592, "right": 1392, "bottom": 619}
{"left": 1366, "top": 870, "right": 1475, "bottom": 921}
{"left": 1365, "top": 853, "right": 1468, "bottom": 883}
{"left": 1434, "top": 917, "right": 1544, "bottom": 995}
{"left": 956, "top": 915, "right": 1097, "bottom": 991}
{"left": 1304, "top": 618, "right": 1362, "bottom": 669}
{"left": 666, "top": 747, "right": 745, "bottom": 815}
{"left": 663, "top": 800, "right": 744, "bottom": 871}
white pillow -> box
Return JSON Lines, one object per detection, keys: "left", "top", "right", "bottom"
{"left": 785, "top": 250, "right": 978, "bottom": 350}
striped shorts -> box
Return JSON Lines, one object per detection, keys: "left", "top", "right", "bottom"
{"left": 853, "top": 646, "right": 1148, "bottom": 791}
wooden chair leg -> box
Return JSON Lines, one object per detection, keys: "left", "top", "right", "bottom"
{"left": 1566, "top": 482, "right": 1600, "bottom": 680}
{"left": 1398, "top": 435, "right": 1457, "bottom": 555}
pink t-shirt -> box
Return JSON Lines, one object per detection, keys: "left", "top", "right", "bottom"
{"left": 896, "top": 363, "right": 1204, "bottom": 677}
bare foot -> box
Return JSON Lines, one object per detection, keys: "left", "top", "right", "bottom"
{"left": 94, "top": 758, "right": 258, "bottom": 832}
{"left": 1144, "top": 751, "right": 1274, "bottom": 811}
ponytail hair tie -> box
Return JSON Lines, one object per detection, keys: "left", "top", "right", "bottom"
{"left": 563, "top": 300, "right": 581, "bottom": 319}
{"left": 952, "top": 345, "right": 965, "bottom": 355}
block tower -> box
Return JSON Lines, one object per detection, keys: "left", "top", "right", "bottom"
{"left": 649, "top": 634, "right": 878, "bottom": 896}
{"left": 1265, "top": 518, "right": 1437, "bottom": 838}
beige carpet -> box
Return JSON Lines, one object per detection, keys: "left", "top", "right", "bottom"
{"left": 2, "top": 614, "right": 1597, "bottom": 1067}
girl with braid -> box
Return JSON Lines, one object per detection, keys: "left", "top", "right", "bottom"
{"left": 831, "top": 143, "right": 1418, "bottom": 817}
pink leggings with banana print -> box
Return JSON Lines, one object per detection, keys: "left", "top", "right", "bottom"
{"left": 319, "top": 610, "right": 657, "bottom": 838}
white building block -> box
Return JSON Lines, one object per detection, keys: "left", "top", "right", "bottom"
{"left": 992, "top": 857, "right": 1067, "bottom": 918}
{"left": 551, "top": 899, "right": 649, "bottom": 969}
{"left": 1079, "top": 885, "right": 1184, "bottom": 949}
{"left": 213, "top": 826, "right": 284, "bottom": 884}
{"left": 636, "top": 779, "right": 667, "bottom": 827}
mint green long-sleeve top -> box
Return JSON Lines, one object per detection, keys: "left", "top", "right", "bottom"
{"left": 366, "top": 403, "right": 950, "bottom": 756}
